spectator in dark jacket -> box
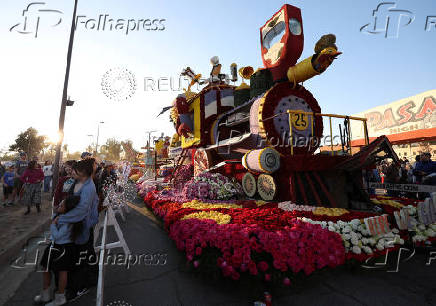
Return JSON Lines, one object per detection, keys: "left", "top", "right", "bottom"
{"left": 399, "top": 162, "right": 409, "bottom": 184}
{"left": 385, "top": 162, "right": 399, "bottom": 184}
{"left": 413, "top": 153, "right": 436, "bottom": 183}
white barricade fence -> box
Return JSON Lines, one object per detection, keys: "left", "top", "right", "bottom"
{"left": 94, "top": 197, "right": 131, "bottom": 256}
{"left": 94, "top": 176, "right": 136, "bottom": 306}
{"left": 94, "top": 205, "right": 130, "bottom": 306}
{"left": 96, "top": 210, "right": 108, "bottom": 306}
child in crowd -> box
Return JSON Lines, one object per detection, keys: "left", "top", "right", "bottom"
{"left": 34, "top": 195, "right": 82, "bottom": 306}
{"left": 2, "top": 166, "right": 15, "bottom": 206}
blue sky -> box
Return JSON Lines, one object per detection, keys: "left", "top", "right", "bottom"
{"left": 1, "top": 0, "right": 435, "bottom": 152}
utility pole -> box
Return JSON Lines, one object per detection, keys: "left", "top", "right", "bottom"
{"left": 52, "top": 0, "right": 79, "bottom": 196}
{"left": 95, "top": 121, "right": 104, "bottom": 156}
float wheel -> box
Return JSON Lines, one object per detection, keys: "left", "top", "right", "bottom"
{"left": 257, "top": 174, "right": 277, "bottom": 201}
{"left": 242, "top": 172, "right": 257, "bottom": 197}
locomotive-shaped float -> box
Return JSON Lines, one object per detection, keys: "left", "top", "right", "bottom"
{"left": 166, "top": 4, "right": 398, "bottom": 207}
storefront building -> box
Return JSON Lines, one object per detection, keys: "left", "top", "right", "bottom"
{"left": 350, "top": 89, "right": 436, "bottom": 160}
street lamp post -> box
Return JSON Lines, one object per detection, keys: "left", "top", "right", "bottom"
{"left": 52, "top": 0, "right": 79, "bottom": 196}
{"left": 95, "top": 121, "right": 104, "bottom": 156}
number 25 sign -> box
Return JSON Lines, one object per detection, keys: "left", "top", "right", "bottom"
{"left": 291, "top": 113, "right": 310, "bottom": 131}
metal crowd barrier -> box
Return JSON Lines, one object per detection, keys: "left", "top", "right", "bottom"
{"left": 96, "top": 210, "right": 108, "bottom": 306}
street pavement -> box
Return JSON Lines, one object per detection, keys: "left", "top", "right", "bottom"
{"left": 0, "top": 191, "right": 52, "bottom": 265}
{"left": 0, "top": 190, "right": 52, "bottom": 305}
{"left": 4, "top": 196, "right": 436, "bottom": 306}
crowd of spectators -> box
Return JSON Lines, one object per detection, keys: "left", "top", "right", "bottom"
{"left": 0, "top": 151, "right": 122, "bottom": 305}
{"left": 369, "top": 152, "right": 436, "bottom": 198}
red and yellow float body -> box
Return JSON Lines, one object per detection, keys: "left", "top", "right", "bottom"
{"left": 175, "top": 84, "right": 236, "bottom": 149}
{"left": 169, "top": 3, "right": 389, "bottom": 207}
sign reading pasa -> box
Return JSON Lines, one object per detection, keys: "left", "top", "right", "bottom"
{"left": 351, "top": 90, "right": 436, "bottom": 140}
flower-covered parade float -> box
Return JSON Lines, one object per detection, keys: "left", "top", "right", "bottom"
{"left": 136, "top": 4, "right": 436, "bottom": 287}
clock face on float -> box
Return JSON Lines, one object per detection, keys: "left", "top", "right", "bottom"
{"left": 260, "top": 4, "right": 304, "bottom": 81}
{"left": 272, "top": 95, "right": 313, "bottom": 142}
{"left": 256, "top": 82, "right": 323, "bottom": 155}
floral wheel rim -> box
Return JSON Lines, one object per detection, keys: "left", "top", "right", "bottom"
{"left": 257, "top": 174, "right": 277, "bottom": 201}
{"left": 242, "top": 172, "right": 257, "bottom": 197}
{"left": 257, "top": 82, "right": 323, "bottom": 155}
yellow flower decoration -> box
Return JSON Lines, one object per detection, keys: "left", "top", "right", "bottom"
{"left": 182, "top": 200, "right": 242, "bottom": 210}
{"left": 378, "top": 199, "right": 404, "bottom": 208}
{"left": 181, "top": 211, "right": 231, "bottom": 224}
{"left": 170, "top": 107, "right": 178, "bottom": 124}
{"left": 313, "top": 207, "right": 349, "bottom": 216}
{"left": 255, "top": 200, "right": 268, "bottom": 207}
{"left": 371, "top": 197, "right": 403, "bottom": 208}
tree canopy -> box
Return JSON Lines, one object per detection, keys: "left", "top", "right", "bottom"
{"left": 9, "top": 127, "right": 48, "bottom": 158}
{"left": 121, "top": 140, "right": 138, "bottom": 161}
{"left": 100, "top": 138, "right": 123, "bottom": 161}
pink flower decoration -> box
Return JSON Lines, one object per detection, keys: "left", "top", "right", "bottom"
{"left": 283, "top": 277, "right": 291, "bottom": 286}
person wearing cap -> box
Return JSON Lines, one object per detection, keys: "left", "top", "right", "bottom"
{"left": 11, "top": 152, "right": 28, "bottom": 204}
{"left": 81, "top": 152, "right": 92, "bottom": 160}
